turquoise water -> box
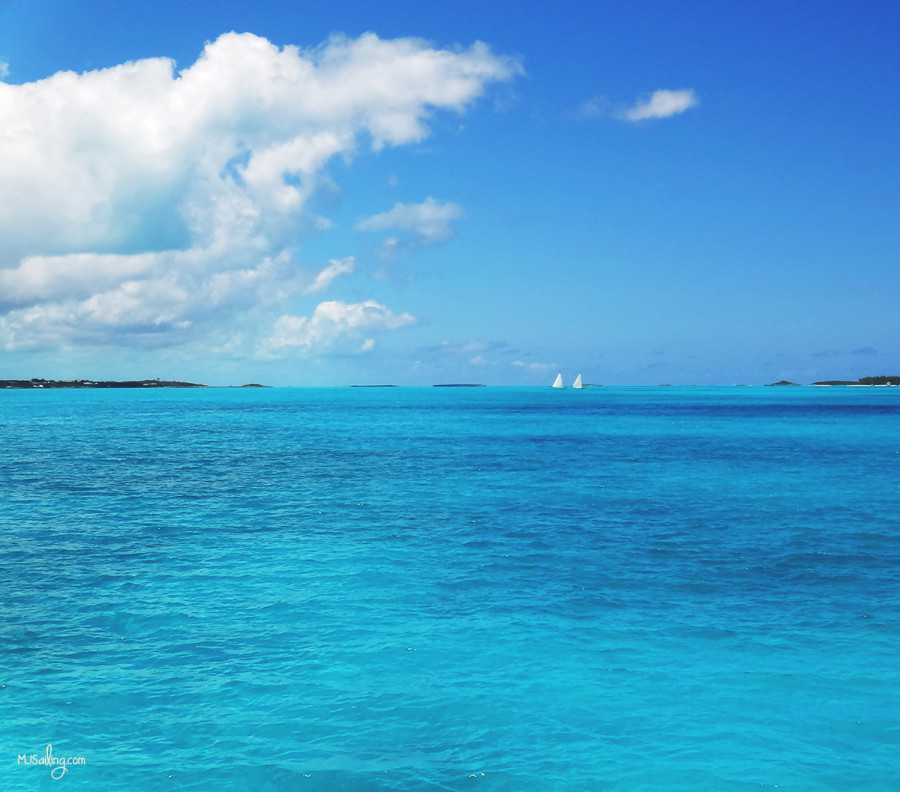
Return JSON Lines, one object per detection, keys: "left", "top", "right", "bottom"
{"left": 2, "top": 386, "right": 899, "bottom": 791}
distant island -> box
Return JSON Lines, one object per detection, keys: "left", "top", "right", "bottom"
{"left": 1, "top": 378, "right": 206, "bottom": 389}
{"left": 812, "top": 376, "right": 898, "bottom": 386}
{"left": 768, "top": 376, "right": 899, "bottom": 387}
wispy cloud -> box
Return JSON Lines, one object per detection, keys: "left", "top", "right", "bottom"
{"left": 436, "top": 339, "right": 507, "bottom": 359}
{"left": 0, "top": 61, "right": 9, "bottom": 80}
{"left": 579, "top": 88, "right": 699, "bottom": 123}
{"left": 812, "top": 348, "right": 842, "bottom": 358}
{"left": 577, "top": 96, "right": 610, "bottom": 119}
{"left": 0, "top": 32, "right": 520, "bottom": 356}
{"left": 356, "top": 198, "right": 464, "bottom": 244}
{"left": 621, "top": 89, "right": 698, "bottom": 122}
{"left": 303, "top": 256, "right": 355, "bottom": 295}
{"left": 513, "top": 360, "right": 555, "bottom": 373}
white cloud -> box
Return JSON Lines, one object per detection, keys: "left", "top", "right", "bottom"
{"left": 356, "top": 197, "right": 464, "bottom": 244}
{"left": 0, "top": 61, "right": 9, "bottom": 81}
{"left": 0, "top": 32, "right": 520, "bottom": 355}
{"left": 303, "top": 256, "right": 355, "bottom": 295}
{"left": 0, "top": 248, "right": 297, "bottom": 351}
{"left": 261, "top": 300, "right": 415, "bottom": 354}
{"left": 621, "top": 89, "right": 698, "bottom": 122}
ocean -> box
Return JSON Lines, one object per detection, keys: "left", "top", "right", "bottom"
{"left": 2, "top": 385, "right": 899, "bottom": 791}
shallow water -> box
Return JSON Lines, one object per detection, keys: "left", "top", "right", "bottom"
{"left": 2, "top": 386, "right": 899, "bottom": 790}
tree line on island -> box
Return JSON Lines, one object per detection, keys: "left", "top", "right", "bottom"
{"left": 0, "top": 379, "right": 209, "bottom": 389}
{"left": 768, "top": 376, "right": 899, "bottom": 386}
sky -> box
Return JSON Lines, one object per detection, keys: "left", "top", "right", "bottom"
{"left": 0, "top": 0, "right": 897, "bottom": 386}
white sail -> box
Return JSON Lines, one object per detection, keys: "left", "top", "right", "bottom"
{"left": 573, "top": 373, "right": 583, "bottom": 389}
{"left": 552, "top": 373, "right": 565, "bottom": 389}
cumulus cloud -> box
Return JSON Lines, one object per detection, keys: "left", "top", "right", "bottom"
{"left": 0, "top": 32, "right": 520, "bottom": 354}
{"left": 261, "top": 299, "right": 415, "bottom": 354}
{"left": 0, "top": 248, "right": 297, "bottom": 351}
{"left": 356, "top": 197, "right": 464, "bottom": 244}
{"left": 620, "top": 89, "right": 698, "bottom": 122}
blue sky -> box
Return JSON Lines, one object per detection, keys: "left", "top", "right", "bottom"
{"left": 0, "top": 0, "right": 897, "bottom": 385}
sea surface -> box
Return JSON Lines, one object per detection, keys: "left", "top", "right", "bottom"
{"left": 1, "top": 386, "right": 899, "bottom": 791}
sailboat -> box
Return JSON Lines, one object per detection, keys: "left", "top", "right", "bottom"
{"left": 552, "top": 373, "right": 565, "bottom": 389}
{"left": 573, "top": 373, "right": 583, "bottom": 389}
